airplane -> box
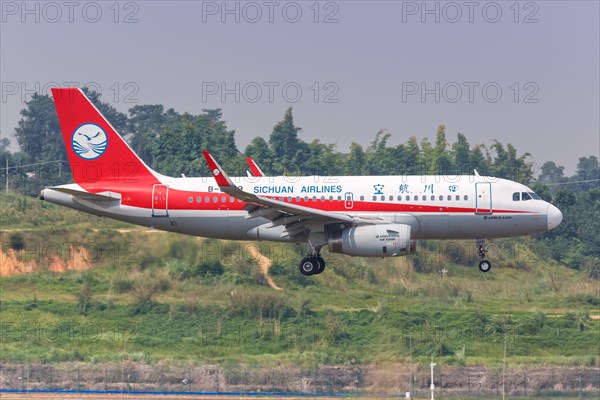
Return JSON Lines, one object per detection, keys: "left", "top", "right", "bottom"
{"left": 40, "top": 88, "right": 563, "bottom": 275}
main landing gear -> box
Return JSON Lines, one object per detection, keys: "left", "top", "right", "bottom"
{"left": 477, "top": 239, "right": 492, "bottom": 272}
{"left": 298, "top": 248, "right": 326, "bottom": 276}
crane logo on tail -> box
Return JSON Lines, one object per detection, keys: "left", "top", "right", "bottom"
{"left": 71, "top": 123, "right": 108, "bottom": 160}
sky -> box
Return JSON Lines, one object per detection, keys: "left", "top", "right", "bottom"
{"left": 1, "top": 0, "right": 598, "bottom": 175}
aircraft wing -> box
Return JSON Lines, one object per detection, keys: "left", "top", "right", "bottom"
{"left": 202, "top": 151, "right": 383, "bottom": 237}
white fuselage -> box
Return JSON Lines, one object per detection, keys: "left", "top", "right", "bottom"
{"left": 41, "top": 174, "right": 561, "bottom": 242}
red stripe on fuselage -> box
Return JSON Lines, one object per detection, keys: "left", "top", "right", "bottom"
{"left": 116, "top": 186, "right": 531, "bottom": 214}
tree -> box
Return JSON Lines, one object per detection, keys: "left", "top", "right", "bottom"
{"left": 452, "top": 133, "right": 471, "bottom": 174}
{"left": 304, "top": 140, "right": 343, "bottom": 176}
{"left": 149, "top": 113, "right": 240, "bottom": 177}
{"left": 364, "top": 129, "right": 393, "bottom": 175}
{"left": 128, "top": 104, "right": 179, "bottom": 165}
{"left": 574, "top": 156, "right": 599, "bottom": 191}
{"left": 269, "top": 108, "right": 302, "bottom": 173}
{"left": 245, "top": 137, "right": 274, "bottom": 174}
{"left": 202, "top": 108, "right": 223, "bottom": 123}
{"left": 13, "top": 93, "right": 66, "bottom": 193}
{"left": 345, "top": 142, "right": 366, "bottom": 175}
{"left": 490, "top": 141, "right": 532, "bottom": 183}
{"left": 432, "top": 124, "right": 454, "bottom": 174}
{"left": 574, "top": 188, "right": 600, "bottom": 257}
{"left": 14, "top": 93, "right": 62, "bottom": 165}
{"left": 404, "top": 136, "right": 421, "bottom": 175}
{"left": 538, "top": 161, "right": 565, "bottom": 184}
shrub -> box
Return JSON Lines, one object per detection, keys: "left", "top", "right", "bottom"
{"left": 8, "top": 232, "right": 25, "bottom": 250}
{"left": 197, "top": 261, "right": 224, "bottom": 276}
{"left": 114, "top": 279, "right": 135, "bottom": 293}
{"left": 228, "top": 289, "right": 295, "bottom": 319}
{"left": 166, "top": 259, "right": 194, "bottom": 280}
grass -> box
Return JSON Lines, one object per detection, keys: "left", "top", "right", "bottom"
{"left": 0, "top": 191, "right": 599, "bottom": 367}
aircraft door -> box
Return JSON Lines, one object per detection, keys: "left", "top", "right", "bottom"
{"left": 344, "top": 192, "right": 354, "bottom": 209}
{"left": 152, "top": 184, "right": 169, "bottom": 217}
{"left": 475, "top": 182, "right": 492, "bottom": 214}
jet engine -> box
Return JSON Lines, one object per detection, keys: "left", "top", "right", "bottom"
{"left": 328, "top": 224, "right": 417, "bottom": 257}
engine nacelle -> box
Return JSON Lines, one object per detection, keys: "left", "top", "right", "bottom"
{"left": 328, "top": 224, "right": 417, "bottom": 257}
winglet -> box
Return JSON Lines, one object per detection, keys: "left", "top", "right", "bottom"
{"left": 246, "top": 157, "right": 265, "bottom": 177}
{"left": 202, "top": 150, "right": 235, "bottom": 188}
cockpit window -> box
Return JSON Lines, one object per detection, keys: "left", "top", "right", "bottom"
{"left": 521, "top": 192, "right": 532, "bottom": 201}
{"left": 529, "top": 192, "right": 541, "bottom": 200}
{"left": 513, "top": 192, "right": 520, "bottom": 201}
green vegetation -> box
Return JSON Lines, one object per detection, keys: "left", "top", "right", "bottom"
{"left": 0, "top": 89, "right": 598, "bottom": 368}
{"left": 1, "top": 191, "right": 598, "bottom": 367}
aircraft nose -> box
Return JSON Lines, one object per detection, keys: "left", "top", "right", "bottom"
{"left": 547, "top": 204, "right": 563, "bottom": 230}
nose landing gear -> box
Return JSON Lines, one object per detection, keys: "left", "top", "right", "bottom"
{"left": 477, "top": 239, "right": 492, "bottom": 272}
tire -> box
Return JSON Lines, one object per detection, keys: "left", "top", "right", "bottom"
{"left": 299, "top": 257, "right": 317, "bottom": 276}
{"left": 314, "top": 257, "right": 326, "bottom": 274}
{"left": 479, "top": 260, "right": 492, "bottom": 272}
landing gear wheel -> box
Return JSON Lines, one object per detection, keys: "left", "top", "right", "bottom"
{"left": 479, "top": 260, "right": 492, "bottom": 272}
{"left": 299, "top": 257, "right": 318, "bottom": 276}
{"left": 314, "top": 257, "right": 326, "bottom": 275}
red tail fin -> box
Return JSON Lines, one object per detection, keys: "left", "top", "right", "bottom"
{"left": 51, "top": 88, "right": 159, "bottom": 190}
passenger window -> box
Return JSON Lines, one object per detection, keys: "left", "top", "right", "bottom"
{"left": 381, "top": 195, "right": 385, "bottom": 201}
{"left": 464, "top": 195, "right": 469, "bottom": 201}
{"left": 414, "top": 195, "right": 419, "bottom": 201}
{"left": 230, "top": 197, "right": 235, "bottom": 203}
{"left": 431, "top": 195, "right": 435, "bottom": 201}
{"left": 205, "top": 196, "right": 210, "bottom": 203}
{"left": 422, "top": 195, "right": 427, "bottom": 201}
{"left": 213, "top": 196, "right": 218, "bottom": 202}
{"left": 455, "top": 195, "right": 460, "bottom": 201}
{"left": 513, "top": 192, "right": 520, "bottom": 201}
{"left": 196, "top": 196, "right": 202, "bottom": 203}
{"left": 521, "top": 192, "right": 532, "bottom": 201}
{"left": 447, "top": 195, "right": 451, "bottom": 201}
{"left": 360, "top": 195, "right": 364, "bottom": 201}
{"left": 406, "top": 195, "right": 410, "bottom": 201}
{"left": 221, "top": 196, "right": 226, "bottom": 203}
{"left": 390, "top": 196, "right": 394, "bottom": 201}
{"left": 373, "top": 195, "right": 377, "bottom": 201}
{"left": 188, "top": 197, "right": 193, "bottom": 203}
